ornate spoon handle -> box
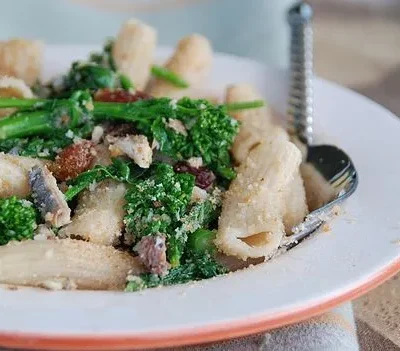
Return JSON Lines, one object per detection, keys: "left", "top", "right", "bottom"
{"left": 287, "top": 1, "right": 314, "bottom": 146}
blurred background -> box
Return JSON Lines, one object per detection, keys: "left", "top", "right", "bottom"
{"left": 0, "top": 0, "right": 399, "bottom": 348}
{"left": 1, "top": 0, "right": 399, "bottom": 116}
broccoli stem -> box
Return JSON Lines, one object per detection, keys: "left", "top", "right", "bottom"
{"left": 0, "top": 98, "right": 45, "bottom": 109}
{"left": 0, "top": 99, "right": 170, "bottom": 140}
{"left": 0, "top": 111, "right": 53, "bottom": 139}
{"left": 0, "top": 97, "right": 264, "bottom": 140}
{"left": 224, "top": 100, "right": 265, "bottom": 111}
{"left": 187, "top": 229, "right": 217, "bottom": 255}
{"left": 167, "top": 238, "right": 182, "bottom": 268}
{"left": 151, "top": 65, "right": 189, "bottom": 88}
{"left": 118, "top": 74, "right": 135, "bottom": 90}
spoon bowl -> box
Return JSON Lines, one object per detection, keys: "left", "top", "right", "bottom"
{"left": 283, "top": 144, "right": 359, "bottom": 249}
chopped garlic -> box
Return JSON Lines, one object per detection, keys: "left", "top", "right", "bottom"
{"left": 187, "top": 157, "right": 203, "bottom": 168}
{"left": 65, "top": 130, "right": 74, "bottom": 139}
{"left": 190, "top": 186, "right": 208, "bottom": 203}
{"left": 91, "top": 125, "right": 104, "bottom": 144}
{"left": 166, "top": 119, "right": 187, "bottom": 136}
{"left": 107, "top": 135, "right": 152, "bottom": 168}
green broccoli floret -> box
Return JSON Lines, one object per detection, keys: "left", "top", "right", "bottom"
{"left": 125, "top": 253, "right": 227, "bottom": 292}
{"left": 176, "top": 98, "right": 239, "bottom": 178}
{"left": 145, "top": 98, "right": 240, "bottom": 178}
{"left": 124, "top": 163, "right": 195, "bottom": 266}
{"left": 0, "top": 196, "right": 38, "bottom": 245}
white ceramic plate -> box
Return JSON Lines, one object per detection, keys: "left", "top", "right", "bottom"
{"left": 0, "top": 45, "right": 399, "bottom": 351}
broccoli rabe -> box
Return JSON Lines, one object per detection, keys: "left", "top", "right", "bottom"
{"left": 150, "top": 98, "right": 239, "bottom": 178}
{"left": 0, "top": 123, "right": 94, "bottom": 159}
{"left": 56, "top": 62, "right": 117, "bottom": 97}
{"left": 168, "top": 189, "right": 221, "bottom": 264}
{"left": 0, "top": 95, "right": 239, "bottom": 178}
{"left": 0, "top": 90, "right": 93, "bottom": 140}
{"left": 124, "top": 163, "right": 195, "bottom": 266}
{"left": 89, "top": 41, "right": 136, "bottom": 90}
{"left": 46, "top": 59, "right": 134, "bottom": 98}
{"left": 89, "top": 39, "right": 116, "bottom": 70}
{"left": 0, "top": 196, "right": 38, "bottom": 245}
{"left": 125, "top": 253, "right": 227, "bottom": 292}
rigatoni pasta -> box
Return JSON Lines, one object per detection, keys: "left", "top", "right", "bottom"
{"left": 0, "top": 39, "right": 43, "bottom": 86}
{"left": 0, "top": 239, "right": 143, "bottom": 290}
{"left": 112, "top": 19, "right": 157, "bottom": 90}
{"left": 59, "top": 181, "right": 127, "bottom": 245}
{"left": 0, "top": 153, "right": 50, "bottom": 198}
{"left": 225, "top": 83, "right": 308, "bottom": 236}
{"left": 301, "top": 162, "right": 337, "bottom": 212}
{"left": 226, "top": 84, "right": 275, "bottom": 165}
{"left": 0, "top": 76, "right": 34, "bottom": 117}
{"left": 216, "top": 128, "right": 302, "bottom": 260}
{"left": 283, "top": 171, "right": 309, "bottom": 233}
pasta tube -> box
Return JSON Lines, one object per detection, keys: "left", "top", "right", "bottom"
{"left": 147, "top": 34, "right": 212, "bottom": 98}
{"left": 225, "top": 84, "right": 308, "bottom": 233}
{"left": 301, "top": 162, "right": 337, "bottom": 211}
{"left": 216, "top": 128, "right": 302, "bottom": 260}
{"left": 225, "top": 84, "right": 275, "bottom": 165}
{"left": 59, "top": 180, "right": 127, "bottom": 245}
{"left": 0, "top": 76, "right": 34, "bottom": 117}
{"left": 283, "top": 171, "right": 309, "bottom": 233}
{"left": 0, "top": 154, "right": 50, "bottom": 198}
{"left": 0, "top": 39, "right": 43, "bottom": 86}
{"left": 0, "top": 239, "right": 143, "bottom": 290}
{"left": 112, "top": 19, "right": 157, "bottom": 90}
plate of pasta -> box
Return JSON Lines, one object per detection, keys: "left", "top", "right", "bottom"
{"left": 0, "top": 19, "right": 399, "bottom": 351}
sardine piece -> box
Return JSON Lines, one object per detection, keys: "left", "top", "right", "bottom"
{"left": 29, "top": 166, "right": 71, "bottom": 227}
{"left": 0, "top": 153, "right": 49, "bottom": 198}
{"left": 135, "top": 235, "right": 169, "bottom": 276}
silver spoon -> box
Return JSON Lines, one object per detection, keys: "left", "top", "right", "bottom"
{"left": 282, "top": 1, "right": 359, "bottom": 249}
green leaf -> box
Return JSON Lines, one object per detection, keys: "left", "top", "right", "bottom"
{"left": 64, "top": 158, "right": 147, "bottom": 201}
